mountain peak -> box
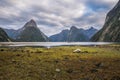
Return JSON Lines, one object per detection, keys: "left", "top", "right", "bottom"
{"left": 24, "top": 19, "right": 37, "bottom": 28}
{"left": 70, "top": 26, "right": 78, "bottom": 30}
{"left": 30, "top": 19, "right": 35, "bottom": 23}
{"left": 90, "top": 27, "right": 94, "bottom": 29}
{"left": 15, "top": 19, "right": 49, "bottom": 42}
{"left": 89, "top": 27, "right": 96, "bottom": 30}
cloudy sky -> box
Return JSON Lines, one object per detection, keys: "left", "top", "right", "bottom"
{"left": 0, "top": 0, "right": 118, "bottom": 36}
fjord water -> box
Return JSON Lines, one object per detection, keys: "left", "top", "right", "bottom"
{"left": 0, "top": 42, "right": 115, "bottom": 47}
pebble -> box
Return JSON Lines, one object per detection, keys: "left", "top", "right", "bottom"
{"left": 66, "top": 68, "right": 73, "bottom": 73}
{"left": 55, "top": 69, "right": 60, "bottom": 72}
{"left": 90, "top": 69, "right": 98, "bottom": 73}
{"left": 95, "top": 62, "right": 104, "bottom": 68}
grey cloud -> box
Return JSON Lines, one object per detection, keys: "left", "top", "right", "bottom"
{"left": 37, "top": 19, "right": 59, "bottom": 27}
{"left": 0, "top": 0, "right": 12, "bottom": 7}
{"left": 0, "top": 0, "right": 119, "bottom": 35}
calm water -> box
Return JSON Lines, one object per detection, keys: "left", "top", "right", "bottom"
{"left": 0, "top": 42, "right": 116, "bottom": 47}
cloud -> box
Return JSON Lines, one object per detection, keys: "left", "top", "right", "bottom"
{"left": 0, "top": 0, "right": 119, "bottom": 36}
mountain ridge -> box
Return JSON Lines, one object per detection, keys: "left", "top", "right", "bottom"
{"left": 49, "top": 26, "right": 98, "bottom": 42}
{"left": 91, "top": 0, "right": 120, "bottom": 42}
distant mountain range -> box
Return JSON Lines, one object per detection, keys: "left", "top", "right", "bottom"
{"left": 0, "top": 22, "right": 98, "bottom": 42}
{"left": 91, "top": 0, "right": 120, "bottom": 42}
{"left": 1, "top": 19, "right": 98, "bottom": 42}
{"left": 49, "top": 26, "right": 98, "bottom": 42}
{"left": 49, "top": 29, "right": 69, "bottom": 42}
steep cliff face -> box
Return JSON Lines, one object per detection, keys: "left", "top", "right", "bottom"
{"left": 16, "top": 19, "right": 49, "bottom": 42}
{"left": 0, "top": 28, "right": 11, "bottom": 42}
{"left": 91, "top": 0, "right": 120, "bottom": 42}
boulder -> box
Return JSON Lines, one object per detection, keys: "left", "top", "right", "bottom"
{"left": 73, "top": 49, "right": 81, "bottom": 53}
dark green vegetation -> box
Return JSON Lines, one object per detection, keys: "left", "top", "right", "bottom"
{"left": 0, "top": 28, "right": 11, "bottom": 42}
{"left": 0, "top": 45, "right": 120, "bottom": 80}
{"left": 92, "top": 0, "right": 120, "bottom": 42}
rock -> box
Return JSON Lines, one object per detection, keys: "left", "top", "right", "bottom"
{"left": 83, "top": 51, "right": 88, "bottom": 53}
{"left": 111, "top": 76, "right": 120, "bottom": 80}
{"left": 64, "top": 56, "right": 69, "bottom": 60}
{"left": 79, "top": 78, "right": 90, "bottom": 80}
{"left": 79, "top": 59, "right": 86, "bottom": 62}
{"left": 90, "top": 69, "right": 98, "bottom": 73}
{"left": 95, "top": 76, "right": 104, "bottom": 80}
{"left": 55, "top": 69, "right": 60, "bottom": 72}
{"left": 46, "top": 46, "right": 51, "bottom": 49}
{"left": 73, "top": 49, "right": 81, "bottom": 53}
{"left": 35, "top": 50, "right": 42, "bottom": 53}
{"left": 114, "top": 60, "right": 120, "bottom": 62}
{"left": 0, "top": 49, "right": 4, "bottom": 51}
{"left": 54, "top": 60, "right": 59, "bottom": 63}
{"left": 21, "top": 50, "right": 24, "bottom": 52}
{"left": 16, "top": 54, "right": 21, "bottom": 56}
{"left": 12, "top": 59, "right": 17, "bottom": 63}
{"left": 95, "top": 62, "right": 104, "bottom": 68}
{"left": 66, "top": 68, "right": 73, "bottom": 73}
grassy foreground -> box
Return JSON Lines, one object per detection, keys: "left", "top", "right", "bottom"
{"left": 0, "top": 45, "right": 120, "bottom": 80}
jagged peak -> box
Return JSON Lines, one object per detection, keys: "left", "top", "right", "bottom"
{"left": 89, "top": 27, "right": 95, "bottom": 30}
{"left": 24, "top": 19, "right": 37, "bottom": 28}
{"left": 62, "top": 29, "right": 69, "bottom": 32}
{"left": 29, "top": 19, "right": 36, "bottom": 23}
{"left": 70, "top": 26, "right": 78, "bottom": 30}
{"left": 90, "top": 27, "right": 94, "bottom": 29}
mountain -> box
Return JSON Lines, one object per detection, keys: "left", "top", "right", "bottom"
{"left": 15, "top": 19, "right": 49, "bottom": 42}
{"left": 91, "top": 0, "right": 120, "bottom": 42}
{"left": 85, "top": 27, "right": 98, "bottom": 39}
{"left": 67, "top": 26, "right": 89, "bottom": 42}
{"left": 49, "top": 29, "right": 69, "bottom": 42}
{"left": 0, "top": 28, "right": 11, "bottom": 42}
{"left": 4, "top": 29, "right": 19, "bottom": 39}
{"left": 49, "top": 26, "right": 98, "bottom": 42}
